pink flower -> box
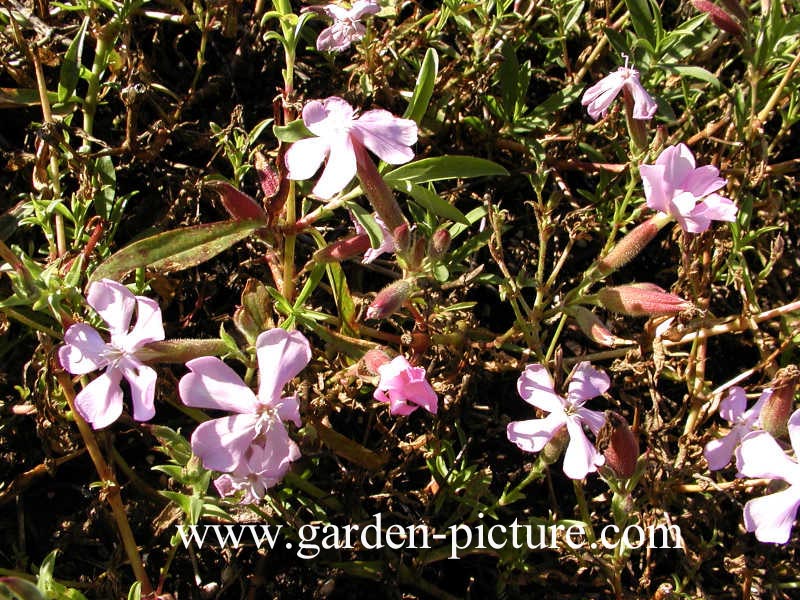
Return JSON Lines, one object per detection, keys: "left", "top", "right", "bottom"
{"left": 639, "top": 143, "right": 738, "bottom": 233}
{"left": 312, "top": 1, "right": 381, "bottom": 52}
{"left": 507, "top": 362, "right": 608, "bottom": 480}
{"left": 352, "top": 212, "right": 395, "bottom": 263}
{"left": 58, "top": 279, "right": 164, "bottom": 429}
{"left": 179, "top": 329, "right": 311, "bottom": 496}
{"left": 285, "top": 96, "right": 417, "bottom": 199}
{"left": 704, "top": 386, "right": 768, "bottom": 470}
{"left": 374, "top": 356, "right": 438, "bottom": 416}
{"left": 581, "top": 65, "right": 657, "bottom": 120}
{"left": 735, "top": 410, "right": 800, "bottom": 543}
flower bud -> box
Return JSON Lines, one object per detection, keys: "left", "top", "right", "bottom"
{"left": 207, "top": 180, "right": 268, "bottom": 223}
{"left": 760, "top": 365, "right": 800, "bottom": 437}
{"left": 691, "top": 0, "right": 743, "bottom": 36}
{"left": 407, "top": 237, "right": 427, "bottom": 271}
{"left": 366, "top": 279, "right": 413, "bottom": 320}
{"left": 570, "top": 306, "right": 625, "bottom": 347}
{"left": 354, "top": 143, "right": 408, "bottom": 232}
{"left": 597, "top": 411, "right": 639, "bottom": 479}
{"left": 427, "top": 229, "right": 451, "bottom": 260}
{"left": 596, "top": 214, "right": 670, "bottom": 275}
{"left": 393, "top": 224, "right": 412, "bottom": 253}
{"left": 314, "top": 234, "right": 371, "bottom": 263}
{"left": 541, "top": 427, "right": 569, "bottom": 465}
{"left": 360, "top": 348, "right": 392, "bottom": 375}
{"left": 596, "top": 283, "right": 692, "bottom": 317}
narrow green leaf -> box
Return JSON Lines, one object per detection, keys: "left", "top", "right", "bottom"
{"left": 90, "top": 220, "right": 261, "bottom": 283}
{"left": 657, "top": 64, "right": 721, "bottom": 88}
{"left": 347, "top": 202, "right": 383, "bottom": 247}
{"left": 58, "top": 18, "right": 89, "bottom": 103}
{"left": 625, "top": 0, "right": 656, "bottom": 47}
{"left": 384, "top": 155, "right": 509, "bottom": 185}
{"left": 391, "top": 180, "right": 469, "bottom": 224}
{"left": 273, "top": 119, "right": 314, "bottom": 142}
{"left": 404, "top": 48, "right": 439, "bottom": 124}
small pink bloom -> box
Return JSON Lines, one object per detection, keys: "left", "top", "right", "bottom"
{"left": 704, "top": 386, "right": 768, "bottom": 470}
{"left": 374, "top": 356, "right": 438, "bottom": 416}
{"left": 639, "top": 143, "right": 738, "bottom": 233}
{"left": 735, "top": 410, "right": 800, "bottom": 543}
{"left": 179, "top": 329, "right": 311, "bottom": 497}
{"left": 352, "top": 212, "right": 395, "bottom": 263}
{"left": 311, "top": 1, "right": 381, "bottom": 52}
{"left": 507, "top": 362, "right": 608, "bottom": 480}
{"left": 58, "top": 279, "right": 164, "bottom": 429}
{"left": 581, "top": 65, "right": 657, "bottom": 120}
{"left": 285, "top": 96, "right": 417, "bottom": 199}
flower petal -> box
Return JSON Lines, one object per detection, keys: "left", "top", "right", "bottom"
{"left": 563, "top": 417, "right": 604, "bottom": 479}
{"left": 59, "top": 323, "right": 109, "bottom": 375}
{"left": 191, "top": 413, "right": 260, "bottom": 472}
{"left": 743, "top": 486, "right": 800, "bottom": 544}
{"left": 627, "top": 76, "right": 658, "bottom": 119}
{"left": 720, "top": 386, "right": 747, "bottom": 422}
{"left": 313, "top": 133, "right": 357, "bottom": 198}
{"left": 681, "top": 165, "right": 727, "bottom": 197}
{"left": 119, "top": 357, "right": 157, "bottom": 422}
{"left": 350, "top": 0, "right": 381, "bottom": 18}
{"left": 516, "top": 364, "right": 563, "bottom": 413}
{"left": 639, "top": 164, "right": 670, "bottom": 213}
{"left": 285, "top": 136, "right": 330, "bottom": 182}
{"left": 87, "top": 279, "right": 136, "bottom": 337}
{"left": 566, "top": 361, "right": 610, "bottom": 405}
{"left": 736, "top": 430, "right": 800, "bottom": 482}
{"left": 576, "top": 406, "right": 607, "bottom": 436}
{"left": 179, "top": 356, "right": 258, "bottom": 413}
{"left": 304, "top": 97, "right": 355, "bottom": 136}
{"left": 690, "top": 194, "right": 737, "bottom": 224}
{"left": 580, "top": 70, "right": 626, "bottom": 120}
{"left": 256, "top": 329, "right": 312, "bottom": 406}
{"left": 704, "top": 431, "right": 741, "bottom": 471}
{"left": 506, "top": 413, "right": 565, "bottom": 453}
{"left": 351, "top": 110, "right": 418, "bottom": 164}
{"left": 273, "top": 394, "right": 301, "bottom": 427}
{"left": 123, "top": 296, "right": 165, "bottom": 351}
{"left": 74, "top": 369, "right": 124, "bottom": 429}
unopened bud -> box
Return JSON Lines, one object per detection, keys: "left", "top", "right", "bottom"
{"left": 719, "top": 0, "right": 748, "bottom": 23}
{"left": 596, "top": 283, "right": 692, "bottom": 317}
{"left": 760, "top": 365, "right": 800, "bottom": 437}
{"left": 570, "top": 306, "right": 624, "bottom": 347}
{"left": 541, "top": 427, "right": 569, "bottom": 465}
{"left": 427, "top": 229, "right": 451, "bottom": 260}
{"left": 597, "top": 411, "right": 639, "bottom": 479}
{"left": 366, "top": 279, "right": 413, "bottom": 320}
{"left": 597, "top": 214, "right": 669, "bottom": 275}
{"left": 408, "top": 237, "right": 427, "bottom": 271}
{"left": 691, "top": 0, "right": 743, "bottom": 36}
{"left": 314, "top": 234, "right": 371, "bottom": 263}
{"left": 393, "top": 224, "right": 412, "bottom": 253}
{"left": 360, "top": 348, "right": 392, "bottom": 375}
{"left": 354, "top": 143, "right": 408, "bottom": 232}
{"left": 207, "top": 180, "right": 268, "bottom": 222}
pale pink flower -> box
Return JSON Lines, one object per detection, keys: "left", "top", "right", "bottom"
{"left": 179, "top": 329, "right": 310, "bottom": 484}
{"left": 507, "top": 362, "right": 608, "bottom": 480}
{"left": 581, "top": 65, "right": 657, "bottom": 120}
{"left": 285, "top": 96, "right": 417, "bottom": 199}
{"left": 639, "top": 143, "right": 738, "bottom": 233}
{"left": 58, "top": 279, "right": 164, "bottom": 429}
{"left": 704, "top": 386, "right": 768, "bottom": 470}
{"left": 374, "top": 356, "right": 438, "bottom": 416}
{"left": 352, "top": 212, "right": 394, "bottom": 263}
{"left": 312, "top": 1, "right": 381, "bottom": 52}
{"left": 735, "top": 410, "right": 800, "bottom": 543}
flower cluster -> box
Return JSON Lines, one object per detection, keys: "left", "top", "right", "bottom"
{"left": 306, "top": 1, "right": 381, "bottom": 53}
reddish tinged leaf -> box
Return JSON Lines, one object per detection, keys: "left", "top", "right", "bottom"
{"left": 207, "top": 180, "right": 268, "bottom": 222}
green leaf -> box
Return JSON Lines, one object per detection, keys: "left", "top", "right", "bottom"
{"left": 326, "top": 261, "right": 357, "bottom": 335}
{"left": 89, "top": 219, "right": 262, "bottom": 283}
{"left": 625, "top": 0, "right": 656, "bottom": 47}
{"left": 384, "top": 156, "right": 508, "bottom": 185}
{"left": 404, "top": 48, "right": 439, "bottom": 124}
{"left": 657, "top": 64, "right": 721, "bottom": 88}
{"left": 58, "top": 18, "right": 89, "bottom": 103}
{"left": 127, "top": 582, "right": 141, "bottom": 600}
{"left": 347, "top": 203, "right": 383, "bottom": 247}
{"left": 530, "top": 83, "right": 586, "bottom": 119}
{"left": 391, "top": 180, "right": 469, "bottom": 224}
{"left": 273, "top": 119, "right": 314, "bottom": 142}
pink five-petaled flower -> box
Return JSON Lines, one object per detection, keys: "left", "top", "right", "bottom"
{"left": 639, "top": 143, "right": 738, "bottom": 233}
{"left": 581, "top": 64, "right": 657, "bottom": 120}
{"left": 312, "top": 1, "right": 381, "bottom": 52}
{"left": 704, "top": 386, "right": 769, "bottom": 471}
{"left": 507, "top": 362, "right": 608, "bottom": 480}
{"left": 179, "top": 329, "right": 311, "bottom": 499}
{"left": 285, "top": 96, "right": 418, "bottom": 199}
{"left": 735, "top": 409, "right": 800, "bottom": 544}
{"left": 59, "top": 279, "right": 164, "bottom": 429}
{"left": 374, "top": 355, "right": 438, "bottom": 416}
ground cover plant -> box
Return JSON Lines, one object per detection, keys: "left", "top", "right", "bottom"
{"left": 1, "top": 0, "right": 799, "bottom": 598}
